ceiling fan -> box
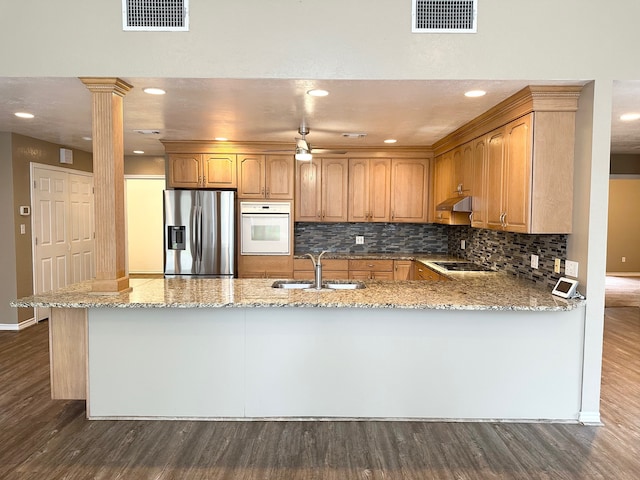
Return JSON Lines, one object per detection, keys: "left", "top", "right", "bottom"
{"left": 267, "top": 124, "right": 347, "bottom": 160}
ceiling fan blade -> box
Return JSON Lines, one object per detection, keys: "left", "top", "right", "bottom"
{"left": 311, "top": 148, "right": 348, "bottom": 154}
{"left": 296, "top": 137, "right": 310, "bottom": 151}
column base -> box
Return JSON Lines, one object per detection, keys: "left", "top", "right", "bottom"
{"left": 91, "top": 276, "right": 131, "bottom": 295}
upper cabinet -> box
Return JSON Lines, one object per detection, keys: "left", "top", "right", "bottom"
{"left": 237, "top": 154, "right": 294, "bottom": 199}
{"left": 348, "top": 158, "right": 391, "bottom": 222}
{"left": 390, "top": 158, "right": 429, "bottom": 223}
{"left": 295, "top": 158, "right": 348, "bottom": 222}
{"left": 432, "top": 85, "right": 581, "bottom": 234}
{"left": 168, "top": 154, "right": 236, "bottom": 189}
{"left": 433, "top": 145, "right": 472, "bottom": 226}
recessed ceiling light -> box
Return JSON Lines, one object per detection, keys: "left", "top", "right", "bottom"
{"left": 307, "top": 89, "right": 329, "bottom": 97}
{"left": 82, "top": 136, "right": 92, "bottom": 141}
{"left": 15, "top": 112, "right": 34, "bottom": 119}
{"left": 342, "top": 133, "right": 367, "bottom": 139}
{"left": 620, "top": 113, "right": 640, "bottom": 121}
{"left": 214, "top": 137, "right": 228, "bottom": 142}
{"left": 464, "top": 90, "right": 486, "bottom": 98}
{"left": 143, "top": 87, "right": 166, "bottom": 95}
{"left": 133, "top": 150, "right": 145, "bottom": 154}
{"left": 384, "top": 139, "right": 397, "bottom": 144}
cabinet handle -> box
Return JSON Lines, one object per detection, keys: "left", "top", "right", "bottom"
{"left": 418, "top": 268, "right": 423, "bottom": 272}
{"left": 469, "top": 212, "right": 473, "bottom": 222}
{"left": 266, "top": 187, "right": 270, "bottom": 197}
{"left": 391, "top": 211, "right": 395, "bottom": 220}
{"left": 322, "top": 210, "right": 325, "bottom": 219}
{"left": 317, "top": 211, "right": 321, "bottom": 218}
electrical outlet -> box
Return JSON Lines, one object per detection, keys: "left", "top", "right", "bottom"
{"left": 565, "top": 260, "right": 579, "bottom": 278}
{"left": 530, "top": 254, "right": 539, "bottom": 269}
{"left": 460, "top": 240, "right": 466, "bottom": 250}
{"left": 355, "top": 236, "right": 364, "bottom": 245}
{"left": 554, "top": 258, "right": 561, "bottom": 274}
{"left": 622, "top": 256, "right": 626, "bottom": 263}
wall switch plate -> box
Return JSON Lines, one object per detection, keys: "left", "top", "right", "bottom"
{"left": 554, "top": 258, "right": 561, "bottom": 273}
{"left": 460, "top": 240, "right": 466, "bottom": 250}
{"left": 565, "top": 260, "right": 579, "bottom": 277}
{"left": 20, "top": 224, "right": 26, "bottom": 235}
{"left": 355, "top": 236, "right": 364, "bottom": 245}
{"left": 530, "top": 254, "right": 539, "bottom": 269}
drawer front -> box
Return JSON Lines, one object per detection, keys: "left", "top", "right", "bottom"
{"left": 348, "top": 259, "right": 393, "bottom": 272}
{"left": 414, "top": 264, "right": 440, "bottom": 281}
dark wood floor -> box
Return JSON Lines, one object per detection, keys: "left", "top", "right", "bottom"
{"left": 1, "top": 307, "right": 639, "bottom": 480}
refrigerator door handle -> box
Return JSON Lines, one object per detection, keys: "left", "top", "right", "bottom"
{"left": 197, "top": 205, "right": 204, "bottom": 265}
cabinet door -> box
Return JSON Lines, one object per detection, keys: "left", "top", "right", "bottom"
{"left": 237, "top": 155, "right": 265, "bottom": 198}
{"left": 393, "top": 260, "right": 413, "bottom": 280}
{"left": 203, "top": 155, "right": 236, "bottom": 188}
{"left": 348, "top": 158, "right": 369, "bottom": 222}
{"left": 321, "top": 158, "right": 349, "bottom": 222}
{"left": 168, "top": 154, "right": 201, "bottom": 188}
{"left": 471, "top": 136, "right": 487, "bottom": 228}
{"left": 434, "top": 152, "right": 454, "bottom": 223}
{"left": 369, "top": 158, "right": 391, "bottom": 222}
{"left": 391, "top": 158, "right": 428, "bottom": 222}
{"left": 503, "top": 115, "right": 532, "bottom": 233}
{"left": 458, "top": 142, "right": 474, "bottom": 196}
{"left": 265, "top": 155, "right": 294, "bottom": 199}
{"left": 295, "top": 160, "right": 322, "bottom": 221}
{"left": 486, "top": 130, "right": 505, "bottom": 230}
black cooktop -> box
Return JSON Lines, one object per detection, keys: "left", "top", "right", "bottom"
{"left": 433, "top": 261, "right": 493, "bottom": 272}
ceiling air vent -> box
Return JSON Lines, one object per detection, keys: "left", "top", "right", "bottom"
{"left": 412, "top": 0, "right": 477, "bottom": 33}
{"left": 122, "top": 0, "right": 189, "bottom": 31}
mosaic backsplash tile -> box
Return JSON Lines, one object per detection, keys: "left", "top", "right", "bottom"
{"left": 295, "top": 222, "right": 567, "bottom": 288}
{"left": 295, "top": 222, "right": 449, "bottom": 255}
{"left": 447, "top": 226, "right": 568, "bottom": 289}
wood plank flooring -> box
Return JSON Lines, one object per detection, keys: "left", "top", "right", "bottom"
{"left": 1, "top": 307, "right": 639, "bottom": 479}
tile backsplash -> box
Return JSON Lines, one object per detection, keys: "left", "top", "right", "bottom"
{"left": 447, "top": 226, "right": 567, "bottom": 289}
{"left": 295, "top": 222, "right": 567, "bottom": 288}
{"left": 295, "top": 222, "right": 448, "bottom": 254}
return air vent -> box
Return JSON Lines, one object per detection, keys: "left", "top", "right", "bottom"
{"left": 122, "top": 0, "right": 189, "bottom": 31}
{"left": 412, "top": 0, "right": 477, "bottom": 33}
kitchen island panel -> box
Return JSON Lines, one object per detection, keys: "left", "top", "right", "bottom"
{"left": 87, "top": 308, "right": 246, "bottom": 419}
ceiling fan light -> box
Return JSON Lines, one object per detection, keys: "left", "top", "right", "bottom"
{"left": 295, "top": 148, "right": 313, "bottom": 161}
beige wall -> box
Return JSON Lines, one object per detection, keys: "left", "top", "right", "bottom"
{"left": 607, "top": 178, "right": 640, "bottom": 272}
{"left": 0, "top": 133, "right": 18, "bottom": 325}
{"left": 125, "top": 155, "right": 165, "bottom": 176}
{"left": 11, "top": 134, "right": 93, "bottom": 324}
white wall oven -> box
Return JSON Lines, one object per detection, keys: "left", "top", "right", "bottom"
{"left": 240, "top": 201, "right": 291, "bottom": 255}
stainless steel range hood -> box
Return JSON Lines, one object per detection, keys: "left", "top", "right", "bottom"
{"left": 436, "top": 196, "right": 472, "bottom": 212}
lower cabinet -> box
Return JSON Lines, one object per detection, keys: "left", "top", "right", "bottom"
{"left": 292, "top": 259, "right": 350, "bottom": 280}
{"left": 238, "top": 255, "right": 293, "bottom": 279}
{"left": 393, "top": 260, "right": 413, "bottom": 280}
{"left": 348, "top": 260, "right": 394, "bottom": 280}
{"left": 413, "top": 262, "right": 448, "bottom": 281}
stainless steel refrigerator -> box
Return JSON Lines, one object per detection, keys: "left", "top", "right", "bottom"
{"left": 163, "top": 190, "right": 236, "bottom": 277}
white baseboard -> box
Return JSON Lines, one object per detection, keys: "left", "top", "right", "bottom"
{"left": 606, "top": 272, "right": 640, "bottom": 277}
{"left": 0, "top": 317, "right": 37, "bottom": 331}
{"left": 578, "top": 411, "right": 602, "bottom": 425}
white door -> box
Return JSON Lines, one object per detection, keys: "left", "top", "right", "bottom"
{"left": 32, "top": 165, "right": 94, "bottom": 322}
{"left": 69, "top": 173, "right": 95, "bottom": 282}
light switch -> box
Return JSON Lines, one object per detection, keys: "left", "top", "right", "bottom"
{"left": 20, "top": 224, "right": 26, "bottom": 234}
{"left": 565, "top": 260, "right": 579, "bottom": 277}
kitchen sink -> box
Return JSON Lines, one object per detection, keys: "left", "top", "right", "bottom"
{"left": 271, "top": 280, "right": 366, "bottom": 290}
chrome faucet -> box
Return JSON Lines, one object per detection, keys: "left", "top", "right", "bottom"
{"left": 306, "top": 251, "right": 329, "bottom": 290}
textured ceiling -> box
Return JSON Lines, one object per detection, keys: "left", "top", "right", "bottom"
{"left": 0, "top": 78, "right": 636, "bottom": 157}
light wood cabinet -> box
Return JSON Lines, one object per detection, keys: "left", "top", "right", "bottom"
{"left": 168, "top": 154, "right": 236, "bottom": 188}
{"left": 485, "top": 115, "right": 532, "bottom": 233}
{"left": 393, "top": 260, "right": 413, "bottom": 280}
{"left": 348, "top": 259, "right": 394, "bottom": 280}
{"left": 238, "top": 255, "right": 293, "bottom": 279}
{"left": 293, "top": 258, "right": 350, "bottom": 280}
{"left": 390, "top": 158, "right": 429, "bottom": 223}
{"left": 434, "top": 144, "right": 473, "bottom": 225}
{"left": 237, "top": 154, "right": 294, "bottom": 199}
{"left": 295, "top": 158, "right": 348, "bottom": 222}
{"left": 348, "top": 158, "right": 391, "bottom": 222}
{"left": 470, "top": 136, "right": 487, "bottom": 228}
{"left": 413, "top": 262, "right": 447, "bottom": 281}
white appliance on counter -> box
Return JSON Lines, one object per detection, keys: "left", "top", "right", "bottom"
{"left": 240, "top": 201, "right": 291, "bottom": 255}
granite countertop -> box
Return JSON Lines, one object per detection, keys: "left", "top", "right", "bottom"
{"left": 294, "top": 252, "right": 444, "bottom": 261}
{"left": 11, "top": 270, "right": 584, "bottom": 312}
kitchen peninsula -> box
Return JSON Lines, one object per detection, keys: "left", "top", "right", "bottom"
{"left": 13, "top": 264, "right": 586, "bottom": 423}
